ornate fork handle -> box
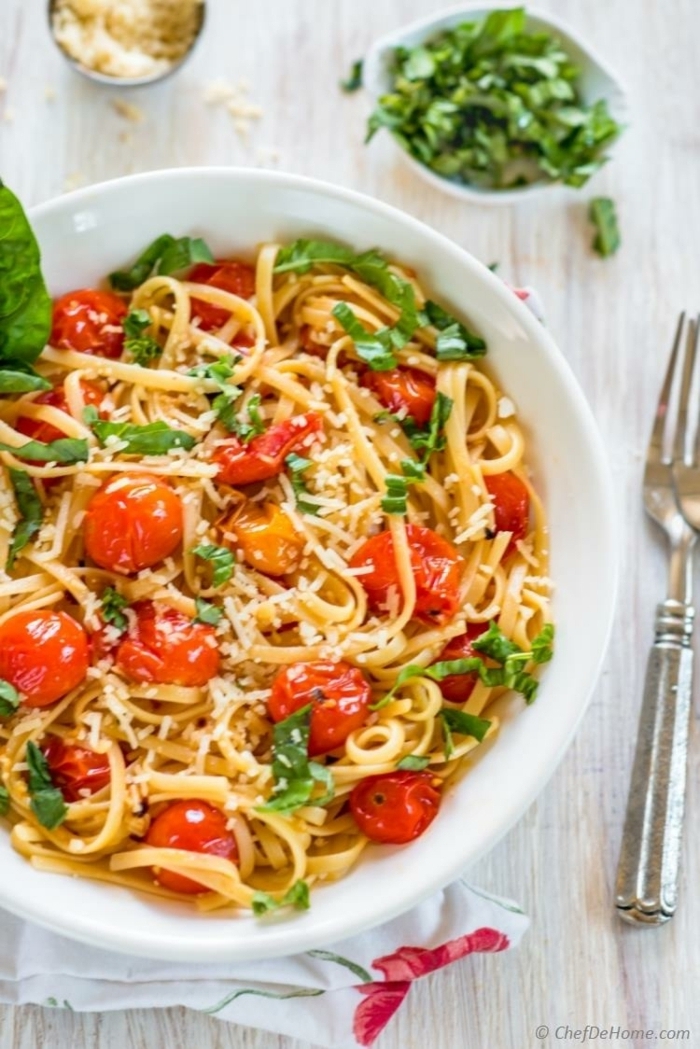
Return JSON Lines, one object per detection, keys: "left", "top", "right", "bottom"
{"left": 615, "top": 598, "right": 694, "bottom": 924}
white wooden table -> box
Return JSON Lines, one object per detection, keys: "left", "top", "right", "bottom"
{"left": 0, "top": 0, "right": 698, "bottom": 1045}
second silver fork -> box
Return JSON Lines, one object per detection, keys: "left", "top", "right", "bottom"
{"left": 615, "top": 312, "right": 700, "bottom": 925}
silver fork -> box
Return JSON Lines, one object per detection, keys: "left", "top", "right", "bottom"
{"left": 615, "top": 313, "right": 700, "bottom": 925}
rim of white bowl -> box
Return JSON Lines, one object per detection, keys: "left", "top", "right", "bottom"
{"left": 8, "top": 166, "right": 620, "bottom": 960}
{"left": 362, "top": 2, "right": 630, "bottom": 206}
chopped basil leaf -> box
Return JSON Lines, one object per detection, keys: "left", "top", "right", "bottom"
{"left": 193, "top": 596, "right": 222, "bottom": 626}
{"left": 400, "top": 458, "right": 426, "bottom": 481}
{"left": 285, "top": 453, "right": 320, "bottom": 516}
{"left": 100, "top": 587, "right": 129, "bottom": 632}
{"left": 109, "top": 234, "right": 214, "bottom": 291}
{"left": 0, "top": 363, "right": 51, "bottom": 393}
{"left": 223, "top": 393, "right": 265, "bottom": 442}
{"left": 192, "top": 542, "right": 235, "bottom": 588}
{"left": 420, "top": 301, "right": 486, "bottom": 361}
{"left": 90, "top": 420, "right": 195, "bottom": 455}
{"left": 366, "top": 9, "right": 622, "bottom": 191}
{"left": 531, "top": 623, "right": 555, "bottom": 664}
{"left": 397, "top": 754, "right": 431, "bottom": 771}
{"left": 260, "top": 705, "right": 334, "bottom": 814}
{"left": 488, "top": 262, "right": 500, "bottom": 273}
{"left": 0, "top": 785, "right": 9, "bottom": 816}
{"left": 332, "top": 302, "right": 398, "bottom": 371}
{"left": 589, "top": 197, "right": 620, "bottom": 257}
{"left": 6, "top": 467, "right": 43, "bottom": 570}
{"left": 0, "top": 182, "right": 52, "bottom": 368}
{"left": 402, "top": 391, "right": 453, "bottom": 463}
{"left": 25, "top": 740, "right": 67, "bottom": 829}
{"left": 440, "top": 707, "right": 492, "bottom": 744}
{"left": 381, "top": 473, "right": 408, "bottom": 515}
{"left": 211, "top": 385, "right": 243, "bottom": 432}
{"left": 0, "top": 679, "right": 20, "bottom": 718}
{"left": 340, "top": 59, "right": 363, "bottom": 93}
{"left": 0, "top": 437, "right": 88, "bottom": 464}
{"left": 187, "top": 354, "right": 241, "bottom": 385}
{"left": 252, "top": 879, "right": 311, "bottom": 916}
{"left": 122, "top": 308, "right": 161, "bottom": 366}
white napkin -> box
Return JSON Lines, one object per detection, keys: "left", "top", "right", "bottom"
{"left": 0, "top": 880, "right": 527, "bottom": 1047}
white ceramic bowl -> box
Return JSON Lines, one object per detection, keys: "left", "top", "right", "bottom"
{"left": 363, "top": 4, "right": 629, "bottom": 205}
{"left": 5, "top": 168, "right": 617, "bottom": 961}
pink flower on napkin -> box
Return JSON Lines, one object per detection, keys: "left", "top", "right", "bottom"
{"left": 352, "top": 927, "right": 510, "bottom": 1045}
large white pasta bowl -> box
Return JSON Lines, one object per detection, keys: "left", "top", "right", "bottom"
{"left": 3, "top": 168, "right": 616, "bottom": 961}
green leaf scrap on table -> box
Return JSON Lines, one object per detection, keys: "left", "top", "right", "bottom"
{"left": 0, "top": 181, "right": 53, "bottom": 391}
{"left": 340, "top": 58, "right": 363, "bottom": 92}
{"left": 588, "top": 197, "right": 620, "bottom": 257}
{"left": 366, "top": 7, "right": 622, "bottom": 190}
{"left": 109, "top": 233, "right": 214, "bottom": 291}
{"left": 25, "top": 740, "right": 68, "bottom": 829}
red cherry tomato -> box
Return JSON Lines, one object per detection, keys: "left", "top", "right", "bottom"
{"left": 484, "top": 472, "right": 530, "bottom": 548}
{"left": 213, "top": 412, "right": 323, "bottom": 486}
{"left": 299, "top": 324, "right": 327, "bottom": 358}
{"left": 268, "top": 661, "right": 371, "bottom": 756}
{"left": 349, "top": 524, "right": 462, "bottom": 624}
{"left": 42, "top": 737, "right": 111, "bottom": 801}
{"left": 349, "top": 771, "right": 441, "bottom": 844}
{"left": 114, "top": 601, "right": 219, "bottom": 687}
{"left": 434, "top": 623, "right": 487, "bottom": 702}
{"left": 188, "top": 260, "right": 256, "bottom": 331}
{"left": 0, "top": 610, "right": 89, "bottom": 708}
{"left": 361, "top": 367, "right": 436, "bottom": 427}
{"left": 145, "top": 799, "right": 238, "bottom": 894}
{"left": 83, "top": 473, "right": 183, "bottom": 575}
{"left": 16, "top": 380, "right": 106, "bottom": 445}
{"left": 51, "top": 289, "right": 127, "bottom": 358}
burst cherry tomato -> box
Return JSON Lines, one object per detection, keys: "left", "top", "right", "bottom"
{"left": 16, "top": 380, "right": 106, "bottom": 445}
{"left": 0, "top": 610, "right": 89, "bottom": 707}
{"left": 434, "top": 623, "right": 487, "bottom": 702}
{"left": 212, "top": 412, "right": 323, "bottom": 486}
{"left": 145, "top": 799, "right": 238, "bottom": 894}
{"left": 484, "top": 472, "right": 530, "bottom": 548}
{"left": 350, "top": 771, "right": 441, "bottom": 844}
{"left": 114, "top": 601, "right": 219, "bottom": 687}
{"left": 361, "top": 367, "right": 436, "bottom": 427}
{"left": 268, "top": 661, "right": 371, "bottom": 756}
{"left": 51, "top": 288, "right": 127, "bottom": 358}
{"left": 349, "top": 524, "right": 462, "bottom": 624}
{"left": 42, "top": 737, "right": 111, "bottom": 801}
{"left": 83, "top": 473, "right": 183, "bottom": 575}
{"left": 188, "top": 260, "right": 256, "bottom": 331}
{"left": 218, "top": 501, "right": 304, "bottom": 576}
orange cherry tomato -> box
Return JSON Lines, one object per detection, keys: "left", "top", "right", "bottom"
{"left": 114, "top": 601, "right": 220, "bottom": 687}
{"left": 361, "top": 367, "right": 436, "bottom": 427}
{"left": 349, "top": 524, "right": 462, "bottom": 624}
{"left": 434, "top": 623, "right": 487, "bottom": 702}
{"left": 145, "top": 799, "right": 238, "bottom": 894}
{"left": 83, "top": 473, "right": 183, "bottom": 575}
{"left": 0, "top": 610, "right": 89, "bottom": 707}
{"left": 51, "top": 288, "right": 127, "bottom": 358}
{"left": 218, "top": 501, "right": 304, "bottom": 576}
{"left": 212, "top": 412, "right": 323, "bottom": 486}
{"left": 268, "top": 660, "right": 372, "bottom": 757}
{"left": 188, "top": 260, "right": 256, "bottom": 331}
{"left": 484, "top": 472, "right": 530, "bottom": 549}
{"left": 350, "top": 771, "right": 441, "bottom": 844}
{"left": 42, "top": 737, "right": 111, "bottom": 801}
{"left": 16, "top": 380, "right": 106, "bottom": 445}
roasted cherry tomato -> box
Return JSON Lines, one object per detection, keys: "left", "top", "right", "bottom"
{"left": 145, "top": 799, "right": 238, "bottom": 894}
{"left": 188, "top": 260, "right": 256, "bottom": 331}
{"left": 349, "top": 524, "right": 462, "bottom": 624}
{"left": 349, "top": 770, "right": 441, "bottom": 844}
{"left": 51, "top": 288, "right": 127, "bottom": 358}
{"left": 212, "top": 412, "right": 323, "bottom": 486}
{"left": 433, "top": 623, "right": 487, "bottom": 702}
{"left": 361, "top": 367, "right": 436, "bottom": 427}
{"left": 218, "top": 501, "right": 304, "bottom": 576}
{"left": 484, "top": 472, "right": 530, "bottom": 548}
{"left": 268, "top": 661, "right": 371, "bottom": 756}
{"left": 84, "top": 473, "right": 183, "bottom": 575}
{"left": 299, "top": 324, "right": 328, "bottom": 358}
{"left": 16, "top": 380, "right": 106, "bottom": 445}
{"left": 0, "top": 609, "right": 89, "bottom": 707}
{"left": 114, "top": 601, "right": 220, "bottom": 687}
{"left": 42, "top": 737, "right": 111, "bottom": 801}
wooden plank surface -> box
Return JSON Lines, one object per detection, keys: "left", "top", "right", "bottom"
{"left": 0, "top": 0, "right": 697, "bottom": 1045}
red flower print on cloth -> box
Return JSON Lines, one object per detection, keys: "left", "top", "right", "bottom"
{"left": 352, "top": 928, "right": 509, "bottom": 1045}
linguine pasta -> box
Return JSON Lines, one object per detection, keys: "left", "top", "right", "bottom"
{"left": 0, "top": 238, "right": 553, "bottom": 913}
